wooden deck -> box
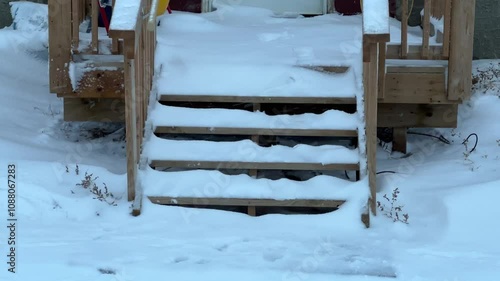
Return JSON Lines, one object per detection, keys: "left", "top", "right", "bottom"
{"left": 47, "top": 0, "right": 476, "bottom": 227}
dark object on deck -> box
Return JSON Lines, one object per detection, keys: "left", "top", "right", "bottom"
{"left": 334, "top": 0, "right": 362, "bottom": 15}
{"left": 98, "top": 5, "right": 112, "bottom": 28}
{"left": 169, "top": 0, "right": 201, "bottom": 13}
{"left": 396, "top": 0, "right": 424, "bottom": 26}
{"left": 335, "top": 0, "right": 397, "bottom": 17}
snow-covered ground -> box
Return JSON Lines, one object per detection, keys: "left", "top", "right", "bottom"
{"left": 0, "top": 4, "right": 499, "bottom": 281}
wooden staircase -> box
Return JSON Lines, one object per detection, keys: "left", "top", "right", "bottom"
{"left": 100, "top": 0, "right": 392, "bottom": 227}
{"left": 141, "top": 65, "right": 366, "bottom": 219}
{"left": 46, "top": 0, "right": 478, "bottom": 227}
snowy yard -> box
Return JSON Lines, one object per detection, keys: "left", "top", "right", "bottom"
{"left": 0, "top": 3, "right": 500, "bottom": 281}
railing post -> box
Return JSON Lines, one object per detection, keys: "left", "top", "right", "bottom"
{"left": 364, "top": 42, "right": 379, "bottom": 218}
{"left": 448, "top": 0, "right": 476, "bottom": 101}
{"left": 362, "top": 0, "right": 390, "bottom": 227}
{"left": 401, "top": 0, "right": 408, "bottom": 59}
{"left": 91, "top": 0, "right": 99, "bottom": 53}
{"left": 109, "top": 0, "right": 158, "bottom": 214}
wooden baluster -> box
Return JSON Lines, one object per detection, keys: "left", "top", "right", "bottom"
{"left": 401, "top": 0, "right": 408, "bottom": 59}
{"left": 378, "top": 42, "right": 386, "bottom": 99}
{"left": 422, "top": 0, "right": 431, "bottom": 59}
{"left": 71, "top": 0, "right": 80, "bottom": 53}
{"left": 91, "top": 0, "right": 99, "bottom": 53}
{"left": 442, "top": 0, "right": 452, "bottom": 59}
{"left": 111, "top": 0, "right": 119, "bottom": 54}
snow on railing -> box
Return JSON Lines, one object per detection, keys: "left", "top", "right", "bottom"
{"left": 109, "top": 0, "right": 142, "bottom": 32}
{"left": 362, "top": 0, "right": 389, "bottom": 35}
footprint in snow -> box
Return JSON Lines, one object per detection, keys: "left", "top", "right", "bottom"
{"left": 258, "top": 32, "right": 291, "bottom": 42}
{"left": 173, "top": 256, "right": 189, "bottom": 263}
{"left": 263, "top": 249, "right": 285, "bottom": 262}
{"left": 215, "top": 244, "right": 229, "bottom": 252}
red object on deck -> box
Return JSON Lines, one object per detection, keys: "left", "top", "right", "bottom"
{"left": 98, "top": 2, "right": 110, "bottom": 33}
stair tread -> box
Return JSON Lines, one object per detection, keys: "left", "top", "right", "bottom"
{"left": 142, "top": 168, "right": 368, "bottom": 201}
{"left": 157, "top": 64, "right": 359, "bottom": 99}
{"left": 151, "top": 104, "right": 359, "bottom": 134}
{"left": 144, "top": 136, "right": 359, "bottom": 165}
{"left": 159, "top": 95, "right": 357, "bottom": 104}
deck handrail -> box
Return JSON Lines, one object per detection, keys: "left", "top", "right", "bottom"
{"left": 109, "top": 0, "right": 156, "bottom": 213}
{"left": 362, "top": 0, "right": 390, "bottom": 221}
{"left": 395, "top": 0, "right": 476, "bottom": 99}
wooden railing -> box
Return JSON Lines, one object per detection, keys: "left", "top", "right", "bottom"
{"left": 49, "top": 0, "right": 124, "bottom": 93}
{"left": 362, "top": 1, "right": 390, "bottom": 221}
{"left": 67, "top": 0, "right": 121, "bottom": 54}
{"left": 391, "top": 0, "right": 476, "bottom": 101}
{"left": 109, "top": 0, "right": 157, "bottom": 213}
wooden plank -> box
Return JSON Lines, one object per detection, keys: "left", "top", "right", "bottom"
{"left": 363, "top": 33, "right": 391, "bottom": 44}
{"left": 62, "top": 102, "right": 459, "bottom": 129}
{"left": 442, "top": 0, "right": 452, "bottom": 59}
{"left": 386, "top": 66, "right": 446, "bottom": 73}
{"left": 91, "top": 0, "right": 98, "bottom": 53}
{"left": 364, "top": 43, "right": 378, "bottom": 216}
{"left": 378, "top": 104, "right": 458, "bottom": 128}
{"left": 155, "top": 126, "right": 358, "bottom": 137}
{"left": 249, "top": 103, "right": 261, "bottom": 178}
{"left": 298, "top": 66, "right": 349, "bottom": 74}
{"left": 401, "top": 0, "right": 408, "bottom": 58}
{"left": 431, "top": 0, "right": 446, "bottom": 19}
{"left": 159, "top": 95, "right": 357, "bottom": 104}
{"left": 387, "top": 44, "right": 444, "bottom": 60}
{"left": 378, "top": 42, "right": 386, "bottom": 99}
{"left": 48, "top": 0, "right": 72, "bottom": 92}
{"left": 448, "top": 0, "right": 476, "bottom": 101}
{"left": 63, "top": 98, "right": 125, "bottom": 122}
{"left": 69, "top": 68, "right": 125, "bottom": 98}
{"left": 125, "top": 58, "right": 137, "bottom": 201}
{"left": 422, "top": 0, "right": 431, "bottom": 59}
{"left": 71, "top": 0, "right": 80, "bottom": 52}
{"left": 248, "top": 206, "right": 257, "bottom": 216}
{"left": 384, "top": 72, "right": 448, "bottom": 104}
{"left": 111, "top": 0, "right": 119, "bottom": 54}
{"left": 392, "top": 128, "right": 407, "bottom": 154}
{"left": 149, "top": 197, "right": 345, "bottom": 208}
{"left": 149, "top": 160, "right": 360, "bottom": 171}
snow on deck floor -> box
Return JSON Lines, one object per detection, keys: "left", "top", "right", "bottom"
{"left": 155, "top": 8, "right": 427, "bottom": 97}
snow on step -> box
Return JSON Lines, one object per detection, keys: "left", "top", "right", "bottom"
{"left": 150, "top": 103, "right": 359, "bottom": 131}
{"left": 141, "top": 168, "right": 369, "bottom": 201}
{"left": 157, "top": 64, "right": 359, "bottom": 98}
{"left": 143, "top": 136, "right": 359, "bottom": 164}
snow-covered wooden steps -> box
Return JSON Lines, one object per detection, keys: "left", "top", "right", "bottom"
{"left": 156, "top": 64, "right": 359, "bottom": 103}
{"left": 144, "top": 137, "right": 359, "bottom": 171}
{"left": 140, "top": 63, "right": 367, "bottom": 220}
{"left": 150, "top": 104, "right": 359, "bottom": 137}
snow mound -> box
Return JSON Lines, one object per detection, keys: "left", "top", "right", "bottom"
{"left": 10, "top": 2, "right": 48, "bottom": 32}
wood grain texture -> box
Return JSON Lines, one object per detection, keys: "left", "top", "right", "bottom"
{"left": 149, "top": 197, "right": 345, "bottom": 208}
{"left": 149, "top": 160, "right": 360, "bottom": 171}
{"left": 448, "top": 0, "right": 476, "bottom": 101}
{"left": 48, "top": 0, "right": 72, "bottom": 92}
{"left": 384, "top": 72, "right": 448, "bottom": 104}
